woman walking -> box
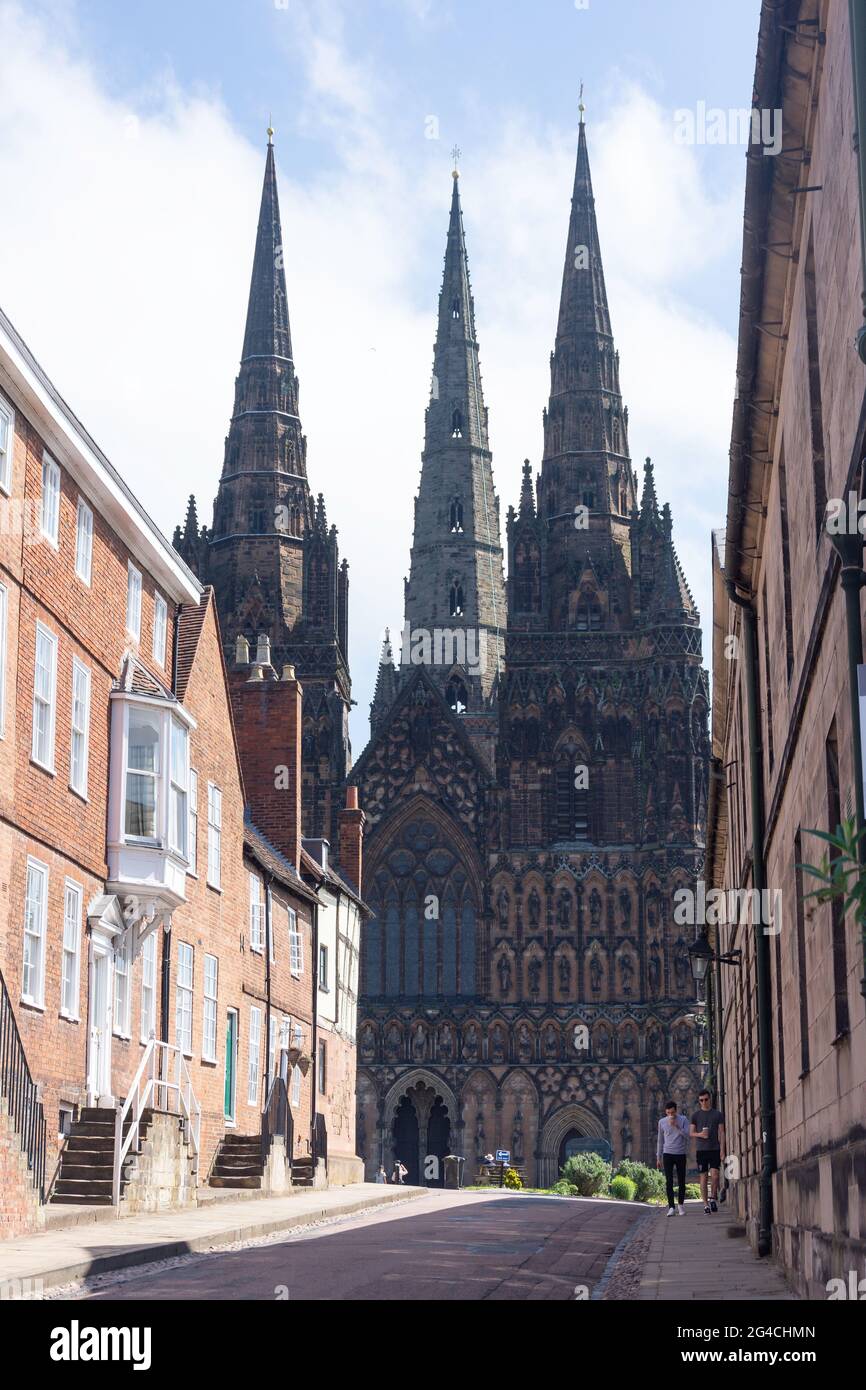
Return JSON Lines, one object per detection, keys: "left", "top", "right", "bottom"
{"left": 656, "top": 1100, "right": 690, "bottom": 1216}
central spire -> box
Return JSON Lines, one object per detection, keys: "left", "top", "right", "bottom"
{"left": 402, "top": 169, "right": 505, "bottom": 749}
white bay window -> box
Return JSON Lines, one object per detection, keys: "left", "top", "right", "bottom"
{"left": 107, "top": 689, "right": 195, "bottom": 912}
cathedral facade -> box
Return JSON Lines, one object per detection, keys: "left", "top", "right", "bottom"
{"left": 351, "top": 121, "right": 710, "bottom": 1185}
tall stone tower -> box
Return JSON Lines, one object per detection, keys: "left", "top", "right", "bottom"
{"left": 174, "top": 134, "right": 351, "bottom": 848}
{"left": 393, "top": 165, "right": 506, "bottom": 768}
{"left": 352, "top": 118, "right": 710, "bottom": 1188}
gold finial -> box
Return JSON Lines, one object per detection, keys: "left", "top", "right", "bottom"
{"left": 579, "top": 81, "right": 585, "bottom": 124}
{"left": 267, "top": 114, "right": 274, "bottom": 144}
{"left": 451, "top": 143, "right": 461, "bottom": 179}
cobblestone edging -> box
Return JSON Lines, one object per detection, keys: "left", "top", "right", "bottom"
{"left": 593, "top": 1207, "right": 657, "bottom": 1301}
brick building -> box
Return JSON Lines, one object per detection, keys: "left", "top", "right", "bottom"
{"left": 352, "top": 133, "right": 709, "bottom": 1184}
{"left": 0, "top": 285, "right": 362, "bottom": 1235}
{"left": 706, "top": 0, "right": 866, "bottom": 1296}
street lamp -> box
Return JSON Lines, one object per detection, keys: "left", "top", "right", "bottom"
{"left": 688, "top": 928, "right": 741, "bottom": 984}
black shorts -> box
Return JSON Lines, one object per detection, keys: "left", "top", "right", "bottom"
{"left": 696, "top": 1148, "right": 721, "bottom": 1173}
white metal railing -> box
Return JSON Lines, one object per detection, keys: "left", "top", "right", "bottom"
{"left": 113, "top": 1037, "right": 202, "bottom": 1207}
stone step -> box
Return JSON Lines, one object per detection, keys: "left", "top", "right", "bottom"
{"left": 208, "top": 1175, "right": 262, "bottom": 1189}
{"left": 51, "top": 1192, "right": 114, "bottom": 1206}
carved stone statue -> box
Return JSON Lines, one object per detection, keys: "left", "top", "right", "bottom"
{"left": 528, "top": 889, "right": 541, "bottom": 928}
{"left": 517, "top": 1024, "right": 533, "bottom": 1062}
{"left": 675, "top": 1023, "right": 691, "bottom": 1058}
{"left": 437, "top": 1024, "right": 453, "bottom": 1061}
{"left": 497, "top": 889, "right": 510, "bottom": 929}
{"left": 648, "top": 947, "right": 661, "bottom": 995}
{"left": 558, "top": 953, "right": 571, "bottom": 994}
{"left": 590, "top": 889, "right": 602, "bottom": 929}
{"left": 497, "top": 953, "right": 512, "bottom": 995}
{"left": 620, "top": 1111, "right": 633, "bottom": 1159}
{"left": 595, "top": 1029, "right": 610, "bottom": 1059}
{"left": 556, "top": 893, "right": 571, "bottom": 928}
{"left": 620, "top": 952, "right": 634, "bottom": 995}
{"left": 589, "top": 953, "right": 603, "bottom": 993}
{"left": 674, "top": 941, "right": 689, "bottom": 990}
{"left": 463, "top": 1023, "right": 479, "bottom": 1061}
{"left": 647, "top": 1029, "right": 662, "bottom": 1060}
{"left": 619, "top": 890, "right": 631, "bottom": 927}
{"left": 412, "top": 1024, "right": 426, "bottom": 1061}
{"left": 360, "top": 1024, "right": 376, "bottom": 1062}
{"left": 384, "top": 1023, "right": 401, "bottom": 1060}
{"left": 527, "top": 956, "right": 542, "bottom": 995}
{"left": 543, "top": 1024, "right": 559, "bottom": 1059}
{"left": 491, "top": 1027, "right": 506, "bottom": 1063}
{"left": 512, "top": 1107, "right": 524, "bottom": 1163}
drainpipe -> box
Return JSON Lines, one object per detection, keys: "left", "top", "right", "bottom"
{"left": 845, "top": 0, "right": 866, "bottom": 1006}
{"left": 310, "top": 897, "right": 319, "bottom": 1161}
{"left": 727, "top": 581, "right": 776, "bottom": 1257}
{"left": 849, "top": 0, "right": 866, "bottom": 362}
{"left": 264, "top": 876, "right": 273, "bottom": 1106}
{"left": 159, "top": 605, "right": 183, "bottom": 1045}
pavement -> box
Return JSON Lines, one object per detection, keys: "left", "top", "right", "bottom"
{"left": 0, "top": 1183, "right": 427, "bottom": 1294}
{"left": 637, "top": 1200, "right": 797, "bottom": 1300}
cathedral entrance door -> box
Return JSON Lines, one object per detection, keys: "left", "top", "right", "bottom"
{"left": 393, "top": 1096, "right": 420, "bottom": 1184}
{"left": 426, "top": 1098, "right": 450, "bottom": 1187}
{"left": 559, "top": 1130, "right": 613, "bottom": 1172}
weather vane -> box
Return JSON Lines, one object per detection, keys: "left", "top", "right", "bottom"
{"left": 451, "top": 144, "right": 461, "bottom": 178}
{"left": 267, "top": 112, "right": 274, "bottom": 143}
{"left": 579, "top": 82, "right": 585, "bottom": 124}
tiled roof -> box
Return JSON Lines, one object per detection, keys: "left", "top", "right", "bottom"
{"left": 175, "top": 587, "right": 211, "bottom": 702}
{"left": 244, "top": 815, "right": 319, "bottom": 904}
{"left": 114, "top": 652, "right": 176, "bottom": 702}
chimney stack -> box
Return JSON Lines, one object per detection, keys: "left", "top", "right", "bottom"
{"left": 338, "top": 785, "right": 365, "bottom": 895}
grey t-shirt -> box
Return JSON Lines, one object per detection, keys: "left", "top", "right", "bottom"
{"left": 691, "top": 1108, "right": 724, "bottom": 1148}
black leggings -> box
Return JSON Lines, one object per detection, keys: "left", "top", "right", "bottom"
{"left": 663, "top": 1153, "right": 686, "bottom": 1207}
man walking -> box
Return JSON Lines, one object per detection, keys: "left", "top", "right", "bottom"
{"left": 690, "top": 1089, "right": 725, "bottom": 1214}
{"left": 656, "top": 1100, "right": 690, "bottom": 1216}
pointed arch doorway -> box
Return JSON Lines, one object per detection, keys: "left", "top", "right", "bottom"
{"left": 386, "top": 1074, "right": 455, "bottom": 1186}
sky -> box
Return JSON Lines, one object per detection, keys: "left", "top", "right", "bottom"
{"left": 0, "top": 0, "right": 761, "bottom": 755}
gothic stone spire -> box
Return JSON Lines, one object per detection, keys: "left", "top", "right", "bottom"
{"left": 537, "top": 117, "right": 638, "bottom": 631}
{"left": 403, "top": 169, "right": 506, "bottom": 735}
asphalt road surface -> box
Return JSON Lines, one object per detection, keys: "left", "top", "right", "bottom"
{"left": 79, "top": 1190, "right": 646, "bottom": 1301}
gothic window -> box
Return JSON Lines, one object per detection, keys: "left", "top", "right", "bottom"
{"left": 451, "top": 408, "right": 463, "bottom": 438}
{"left": 446, "top": 676, "right": 468, "bottom": 713}
{"left": 248, "top": 504, "right": 265, "bottom": 533}
{"left": 582, "top": 489, "right": 595, "bottom": 510}
{"left": 449, "top": 580, "right": 465, "bottom": 617}
{"left": 442, "top": 892, "right": 458, "bottom": 994}
{"left": 451, "top": 297, "right": 461, "bottom": 319}
{"left": 460, "top": 899, "right": 476, "bottom": 996}
{"left": 574, "top": 596, "right": 602, "bottom": 631}
{"left": 449, "top": 497, "right": 464, "bottom": 533}
{"left": 555, "top": 755, "right": 590, "bottom": 839}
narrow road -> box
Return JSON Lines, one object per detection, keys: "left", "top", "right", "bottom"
{"left": 79, "top": 1190, "right": 646, "bottom": 1301}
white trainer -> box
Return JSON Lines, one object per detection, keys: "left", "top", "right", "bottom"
{"left": 666, "top": 1206, "right": 676, "bottom": 1217}
{"left": 677, "top": 1205, "right": 686, "bottom": 1216}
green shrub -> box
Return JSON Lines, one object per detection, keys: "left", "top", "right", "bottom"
{"left": 550, "top": 1178, "right": 579, "bottom": 1196}
{"left": 504, "top": 1167, "right": 523, "bottom": 1190}
{"left": 685, "top": 1183, "right": 702, "bottom": 1201}
{"left": 610, "top": 1174, "right": 637, "bottom": 1201}
{"left": 614, "top": 1160, "right": 666, "bottom": 1204}
{"left": 560, "top": 1152, "right": 612, "bottom": 1197}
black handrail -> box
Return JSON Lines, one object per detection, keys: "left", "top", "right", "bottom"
{"left": 0, "top": 967, "right": 46, "bottom": 1201}
{"left": 313, "top": 1111, "right": 327, "bottom": 1169}
{"left": 261, "top": 1074, "right": 293, "bottom": 1169}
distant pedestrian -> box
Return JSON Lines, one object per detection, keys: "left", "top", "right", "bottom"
{"left": 690, "top": 1090, "right": 725, "bottom": 1215}
{"left": 375, "top": 1166, "right": 388, "bottom": 1184}
{"left": 656, "top": 1100, "right": 689, "bottom": 1217}
{"left": 392, "top": 1158, "right": 408, "bottom": 1185}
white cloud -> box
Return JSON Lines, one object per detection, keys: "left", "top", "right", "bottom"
{"left": 0, "top": 2, "right": 737, "bottom": 754}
